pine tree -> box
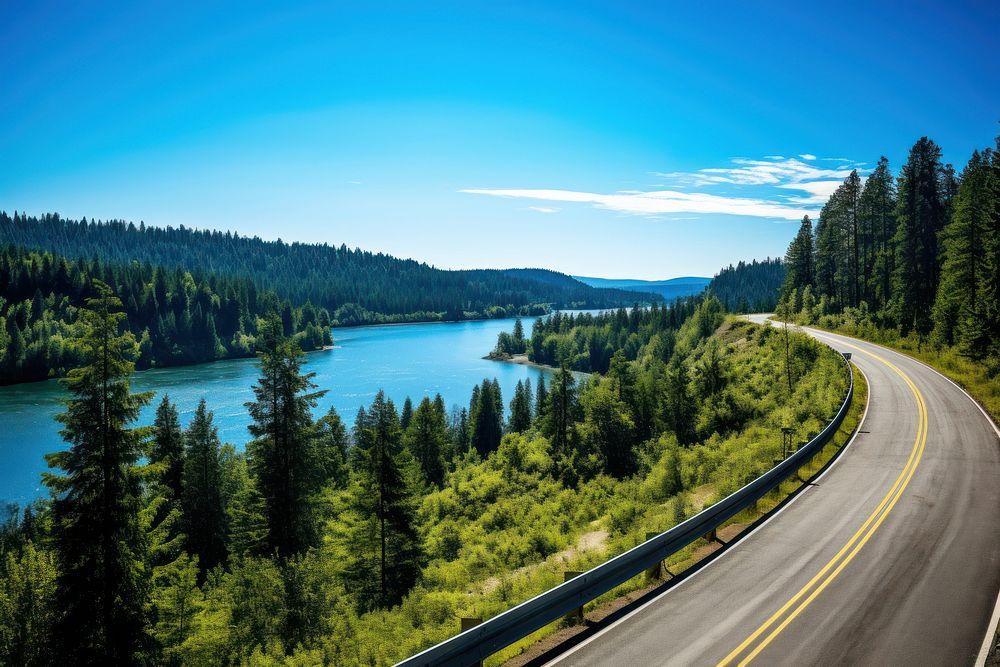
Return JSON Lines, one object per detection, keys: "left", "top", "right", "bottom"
{"left": 404, "top": 397, "right": 447, "bottom": 487}
{"left": 543, "top": 365, "right": 577, "bottom": 458}
{"left": 453, "top": 408, "right": 470, "bottom": 455}
{"left": 512, "top": 318, "right": 526, "bottom": 353}
{"left": 535, "top": 374, "right": 548, "bottom": 422}
{"left": 344, "top": 391, "right": 422, "bottom": 611}
{"left": 508, "top": 379, "right": 533, "bottom": 432}
{"left": 933, "top": 146, "right": 999, "bottom": 356}
{"left": 470, "top": 379, "right": 504, "bottom": 457}
{"left": 400, "top": 397, "right": 414, "bottom": 431}
{"left": 783, "top": 216, "right": 814, "bottom": 295}
{"left": 662, "top": 354, "right": 695, "bottom": 445}
{"left": 42, "top": 281, "right": 155, "bottom": 662}
{"left": 315, "top": 406, "right": 350, "bottom": 489}
{"left": 814, "top": 202, "right": 843, "bottom": 308}
{"left": 182, "top": 399, "right": 228, "bottom": 575}
{"left": 845, "top": 170, "right": 863, "bottom": 307}
{"left": 152, "top": 395, "right": 184, "bottom": 503}
{"left": 578, "top": 378, "right": 636, "bottom": 478}
{"left": 245, "top": 315, "right": 327, "bottom": 558}
{"left": 146, "top": 394, "right": 186, "bottom": 575}
{"left": 859, "top": 157, "right": 897, "bottom": 310}
{"left": 894, "top": 137, "right": 948, "bottom": 336}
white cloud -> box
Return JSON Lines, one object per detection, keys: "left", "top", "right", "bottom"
{"left": 655, "top": 157, "right": 855, "bottom": 190}
{"left": 462, "top": 187, "right": 816, "bottom": 220}
{"left": 462, "top": 154, "right": 861, "bottom": 223}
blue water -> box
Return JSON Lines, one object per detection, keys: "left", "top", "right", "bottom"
{"left": 0, "top": 317, "right": 552, "bottom": 506}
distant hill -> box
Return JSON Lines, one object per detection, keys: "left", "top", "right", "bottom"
{"left": 573, "top": 275, "right": 710, "bottom": 301}
{"left": 501, "top": 268, "right": 657, "bottom": 302}
{"left": 0, "top": 213, "right": 654, "bottom": 323}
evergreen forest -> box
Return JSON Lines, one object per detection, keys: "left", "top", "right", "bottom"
{"left": 778, "top": 135, "right": 1000, "bottom": 380}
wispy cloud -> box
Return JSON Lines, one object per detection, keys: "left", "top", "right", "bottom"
{"left": 655, "top": 157, "right": 857, "bottom": 188}
{"left": 462, "top": 188, "right": 816, "bottom": 220}
{"left": 462, "top": 154, "right": 861, "bottom": 222}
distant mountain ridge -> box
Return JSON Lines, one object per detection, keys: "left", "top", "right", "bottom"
{"left": 502, "top": 268, "right": 658, "bottom": 300}
{"left": 573, "top": 275, "right": 710, "bottom": 301}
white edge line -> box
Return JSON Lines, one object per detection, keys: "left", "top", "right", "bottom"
{"left": 800, "top": 324, "right": 1000, "bottom": 667}
{"left": 544, "top": 350, "right": 872, "bottom": 666}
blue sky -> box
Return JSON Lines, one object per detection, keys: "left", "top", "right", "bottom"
{"left": 1, "top": 1, "right": 997, "bottom": 279}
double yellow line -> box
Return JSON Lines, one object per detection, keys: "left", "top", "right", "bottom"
{"left": 717, "top": 341, "right": 928, "bottom": 666}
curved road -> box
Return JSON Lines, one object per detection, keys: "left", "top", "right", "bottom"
{"left": 548, "top": 321, "right": 1000, "bottom": 666}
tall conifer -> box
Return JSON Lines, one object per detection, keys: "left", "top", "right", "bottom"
{"left": 43, "top": 282, "right": 154, "bottom": 662}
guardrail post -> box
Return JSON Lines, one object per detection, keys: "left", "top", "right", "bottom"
{"left": 703, "top": 526, "right": 718, "bottom": 543}
{"left": 644, "top": 532, "right": 663, "bottom": 581}
{"left": 460, "top": 617, "right": 483, "bottom": 667}
{"left": 563, "top": 571, "right": 584, "bottom": 624}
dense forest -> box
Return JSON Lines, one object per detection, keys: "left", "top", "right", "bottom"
{"left": 779, "top": 135, "right": 999, "bottom": 373}
{"left": 0, "top": 245, "right": 332, "bottom": 384}
{"left": 707, "top": 258, "right": 785, "bottom": 312}
{"left": 0, "top": 213, "right": 652, "bottom": 326}
{"left": 0, "top": 290, "right": 852, "bottom": 665}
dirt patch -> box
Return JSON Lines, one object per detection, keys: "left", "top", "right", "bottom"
{"left": 688, "top": 484, "right": 717, "bottom": 513}
{"left": 560, "top": 529, "right": 608, "bottom": 562}
{"left": 482, "top": 529, "right": 609, "bottom": 594}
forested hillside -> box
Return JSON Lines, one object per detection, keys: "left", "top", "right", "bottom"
{"left": 779, "top": 135, "right": 999, "bottom": 374}
{"left": 708, "top": 258, "right": 785, "bottom": 312}
{"left": 0, "top": 245, "right": 332, "bottom": 384}
{"left": 517, "top": 299, "right": 705, "bottom": 372}
{"left": 0, "top": 213, "right": 652, "bottom": 325}
{"left": 0, "top": 294, "right": 852, "bottom": 665}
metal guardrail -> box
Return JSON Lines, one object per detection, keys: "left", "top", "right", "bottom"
{"left": 399, "top": 351, "right": 854, "bottom": 667}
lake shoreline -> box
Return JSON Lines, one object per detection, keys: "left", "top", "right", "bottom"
{"left": 484, "top": 352, "right": 552, "bottom": 371}
{"left": 0, "top": 314, "right": 547, "bottom": 389}
{"left": 484, "top": 352, "right": 593, "bottom": 378}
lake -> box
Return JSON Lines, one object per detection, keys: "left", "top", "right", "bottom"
{"left": 0, "top": 317, "right": 553, "bottom": 506}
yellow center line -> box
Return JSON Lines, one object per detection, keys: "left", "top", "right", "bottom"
{"left": 717, "top": 340, "right": 928, "bottom": 666}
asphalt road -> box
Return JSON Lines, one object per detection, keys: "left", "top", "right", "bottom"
{"left": 548, "top": 319, "right": 1000, "bottom": 667}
